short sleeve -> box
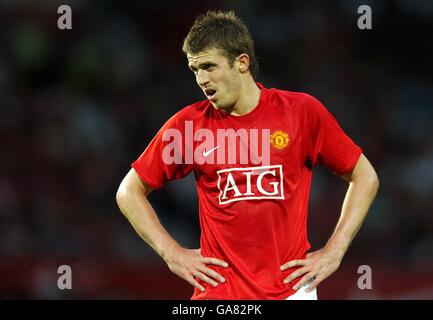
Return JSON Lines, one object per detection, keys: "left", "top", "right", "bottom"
{"left": 131, "top": 112, "right": 194, "bottom": 189}
{"left": 304, "top": 95, "right": 362, "bottom": 175}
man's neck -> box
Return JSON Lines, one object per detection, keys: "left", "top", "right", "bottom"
{"left": 228, "top": 79, "right": 261, "bottom": 116}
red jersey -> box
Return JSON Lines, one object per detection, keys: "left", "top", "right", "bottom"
{"left": 132, "top": 83, "right": 362, "bottom": 299}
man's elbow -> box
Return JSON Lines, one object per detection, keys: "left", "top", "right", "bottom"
{"left": 116, "top": 179, "right": 130, "bottom": 211}
{"left": 351, "top": 154, "right": 380, "bottom": 195}
{"left": 365, "top": 168, "right": 380, "bottom": 196}
{"left": 116, "top": 170, "right": 152, "bottom": 210}
{"left": 116, "top": 174, "right": 136, "bottom": 210}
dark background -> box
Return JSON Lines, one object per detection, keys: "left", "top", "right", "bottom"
{"left": 0, "top": 0, "right": 432, "bottom": 299}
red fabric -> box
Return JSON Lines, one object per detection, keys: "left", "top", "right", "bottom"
{"left": 132, "top": 83, "right": 362, "bottom": 299}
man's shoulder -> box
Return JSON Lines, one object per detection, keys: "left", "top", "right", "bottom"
{"left": 270, "top": 87, "right": 318, "bottom": 104}
{"left": 170, "top": 99, "right": 210, "bottom": 121}
{"left": 268, "top": 87, "right": 322, "bottom": 113}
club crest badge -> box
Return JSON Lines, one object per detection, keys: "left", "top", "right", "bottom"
{"left": 270, "top": 130, "right": 290, "bottom": 150}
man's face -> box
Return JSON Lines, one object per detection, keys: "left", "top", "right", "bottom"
{"left": 187, "top": 48, "right": 241, "bottom": 110}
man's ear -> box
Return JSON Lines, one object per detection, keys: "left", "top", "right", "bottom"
{"left": 236, "top": 53, "right": 250, "bottom": 74}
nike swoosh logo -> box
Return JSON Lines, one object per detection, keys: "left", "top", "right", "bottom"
{"left": 202, "top": 146, "right": 219, "bottom": 157}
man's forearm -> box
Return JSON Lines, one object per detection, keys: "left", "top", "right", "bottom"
{"left": 116, "top": 186, "right": 181, "bottom": 262}
{"left": 281, "top": 155, "right": 379, "bottom": 291}
{"left": 325, "top": 173, "right": 379, "bottom": 258}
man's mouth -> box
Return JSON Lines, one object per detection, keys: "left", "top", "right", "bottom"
{"left": 205, "top": 89, "right": 217, "bottom": 101}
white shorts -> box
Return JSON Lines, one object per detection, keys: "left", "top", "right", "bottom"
{"left": 285, "top": 283, "right": 318, "bottom": 300}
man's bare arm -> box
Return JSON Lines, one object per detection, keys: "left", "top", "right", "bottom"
{"left": 116, "top": 169, "right": 177, "bottom": 260}
{"left": 281, "top": 153, "right": 379, "bottom": 291}
{"left": 116, "top": 169, "right": 228, "bottom": 292}
{"left": 326, "top": 153, "right": 380, "bottom": 258}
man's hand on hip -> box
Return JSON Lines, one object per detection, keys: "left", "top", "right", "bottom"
{"left": 280, "top": 247, "right": 343, "bottom": 292}
{"left": 164, "top": 247, "right": 229, "bottom": 292}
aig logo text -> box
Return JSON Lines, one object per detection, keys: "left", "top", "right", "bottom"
{"left": 217, "top": 165, "right": 284, "bottom": 205}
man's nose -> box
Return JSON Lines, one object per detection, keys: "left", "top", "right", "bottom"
{"left": 197, "top": 70, "right": 209, "bottom": 87}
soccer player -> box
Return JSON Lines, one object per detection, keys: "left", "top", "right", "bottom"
{"left": 116, "top": 11, "right": 379, "bottom": 300}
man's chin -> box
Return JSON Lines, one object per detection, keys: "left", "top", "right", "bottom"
{"left": 209, "top": 101, "right": 233, "bottom": 113}
{"left": 210, "top": 101, "right": 222, "bottom": 109}
{"left": 213, "top": 103, "right": 227, "bottom": 111}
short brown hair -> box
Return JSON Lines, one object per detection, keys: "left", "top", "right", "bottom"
{"left": 182, "top": 10, "right": 259, "bottom": 79}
